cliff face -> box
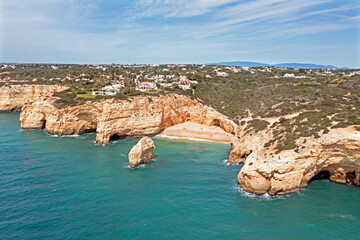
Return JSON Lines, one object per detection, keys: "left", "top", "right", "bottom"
{"left": 228, "top": 121, "right": 360, "bottom": 195}
{"left": 20, "top": 94, "right": 237, "bottom": 144}
{"left": 19, "top": 92, "right": 360, "bottom": 195}
{"left": 227, "top": 124, "right": 272, "bottom": 165}
{"left": 20, "top": 101, "right": 99, "bottom": 135}
{"left": 0, "top": 84, "right": 67, "bottom": 112}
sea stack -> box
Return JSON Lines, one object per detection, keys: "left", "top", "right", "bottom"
{"left": 128, "top": 137, "right": 155, "bottom": 168}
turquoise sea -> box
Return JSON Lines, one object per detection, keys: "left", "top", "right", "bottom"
{"left": 0, "top": 113, "right": 359, "bottom": 239}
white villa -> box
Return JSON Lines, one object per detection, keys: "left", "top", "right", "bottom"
{"left": 136, "top": 82, "right": 157, "bottom": 91}
{"left": 92, "top": 84, "right": 123, "bottom": 95}
{"left": 283, "top": 73, "right": 295, "bottom": 78}
{"left": 217, "top": 72, "right": 229, "bottom": 77}
{"left": 178, "top": 84, "right": 191, "bottom": 90}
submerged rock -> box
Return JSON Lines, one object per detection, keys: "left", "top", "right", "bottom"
{"left": 128, "top": 137, "right": 155, "bottom": 168}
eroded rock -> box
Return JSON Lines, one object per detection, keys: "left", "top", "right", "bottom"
{"left": 234, "top": 125, "right": 360, "bottom": 195}
{"left": 20, "top": 94, "right": 237, "bottom": 143}
{"left": 0, "top": 84, "right": 67, "bottom": 112}
{"left": 128, "top": 137, "right": 155, "bottom": 168}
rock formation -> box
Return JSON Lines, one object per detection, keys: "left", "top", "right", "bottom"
{"left": 0, "top": 84, "right": 67, "bottom": 112}
{"left": 228, "top": 117, "right": 360, "bottom": 195}
{"left": 20, "top": 94, "right": 237, "bottom": 143}
{"left": 128, "top": 137, "right": 155, "bottom": 168}
{"left": 18, "top": 91, "right": 360, "bottom": 195}
{"left": 20, "top": 101, "right": 99, "bottom": 135}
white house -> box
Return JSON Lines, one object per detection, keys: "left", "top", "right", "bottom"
{"left": 136, "top": 82, "right": 158, "bottom": 91}
{"left": 178, "top": 85, "right": 191, "bottom": 90}
{"left": 217, "top": 72, "right": 229, "bottom": 77}
{"left": 92, "top": 84, "right": 122, "bottom": 95}
{"left": 283, "top": 73, "right": 295, "bottom": 78}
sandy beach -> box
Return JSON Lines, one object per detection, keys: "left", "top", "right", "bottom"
{"left": 158, "top": 122, "right": 233, "bottom": 143}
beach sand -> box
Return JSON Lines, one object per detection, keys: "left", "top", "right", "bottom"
{"left": 158, "top": 122, "right": 233, "bottom": 143}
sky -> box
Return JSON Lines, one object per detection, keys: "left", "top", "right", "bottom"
{"left": 0, "top": 0, "right": 359, "bottom": 67}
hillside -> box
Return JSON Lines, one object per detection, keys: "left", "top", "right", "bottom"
{"left": 206, "top": 61, "right": 347, "bottom": 69}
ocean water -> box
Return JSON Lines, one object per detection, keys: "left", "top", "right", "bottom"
{"left": 0, "top": 113, "right": 359, "bottom": 240}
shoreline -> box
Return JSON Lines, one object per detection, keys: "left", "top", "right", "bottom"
{"left": 158, "top": 122, "right": 233, "bottom": 144}
{"left": 156, "top": 134, "right": 230, "bottom": 144}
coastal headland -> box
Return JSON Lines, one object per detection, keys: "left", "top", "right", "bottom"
{"left": 1, "top": 84, "right": 356, "bottom": 196}
{"left": 1, "top": 63, "right": 359, "bottom": 196}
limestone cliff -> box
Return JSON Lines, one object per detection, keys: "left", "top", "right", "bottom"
{"left": 19, "top": 92, "right": 360, "bottom": 195}
{"left": 0, "top": 84, "right": 67, "bottom": 112}
{"left": 228, "top": 117, "right": 360, "bottom": 195}
{"left": 20, "top": 94, "right": 237, "bottom": 144}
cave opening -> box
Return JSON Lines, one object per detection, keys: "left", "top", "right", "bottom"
{"left": 211, "top": 119, "right": 221, "bottom": 127}
{"left": 41, "top": 120, "right": 47, "bottom": 129}
{"left": 310, "top": 170, "right": 330, "bottom": 182}
{"left": 241, "top": 150, "right": 252, "bottom": 160}
{"left": 109, "top": 134, "right": 123, "bottom": 142}
{"left": 346, "top": 171, "right": 356, "bottom": 184}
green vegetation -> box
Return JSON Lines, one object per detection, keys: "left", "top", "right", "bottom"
{"left": 245, "top": 119, "right": 269, "bottom": 133}
{"left": 2, "top": 64, "right": 359, "bottom": 152}
{"left": 77, "top": 93, "right": 96, "bottom": 98}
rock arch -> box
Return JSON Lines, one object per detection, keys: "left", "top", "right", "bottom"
{"left": 20, "top": 95, "right": 237, "bottom": 144}
{"left": 237, "top": 139, "right": 360, "bottom": 195}
{"left": 95, "top": 95, "right": 237, "bottom": 145}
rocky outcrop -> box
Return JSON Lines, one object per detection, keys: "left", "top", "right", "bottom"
{"left": 128, "top": 137, "right": 155, "bottom": 168}
{"left": 0, "top": 84, "right": 67, "bottom": 112}
{"left": 229, "top": 120, "right": 360, "bottom": 195}
{"left": 227, "top": 124, "right": 272, "bottom": 165}
{"left": 0, "top": 84, "right": 68, "bottom": 112}
{"left": 20, "top": 101, "right": 99, "bottom": 135}
{"left": 20, "top": 94, "right": 237, "bottom": 143}
{"left": 19, "top": 91, "right": 360, "bottom": 195}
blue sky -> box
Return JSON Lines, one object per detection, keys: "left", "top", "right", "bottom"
{"left": 0, "top": 0, "right": 359, "bottom": 67}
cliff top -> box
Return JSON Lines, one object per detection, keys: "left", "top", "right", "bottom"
{"left": 2, "top": 64, "right": 359, "bottom": 151}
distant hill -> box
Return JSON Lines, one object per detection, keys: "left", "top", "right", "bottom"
{"left": 273, "top": 63, "right": 345, "bottom": 69}
{"left": 207, "top": 61, "right": 269, "bottom": 67}
{"left": 207, "top": 61, "right": 346, "bottom": 69}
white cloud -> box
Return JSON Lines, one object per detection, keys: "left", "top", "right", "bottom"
{"left": 215, "top": 0, "right": 329, "bottom": 26}
{"left": 0, "top": 0, "right": 358, "bottom": 67}
{"left": 131, "top": 0, "right": 239, "bottom": 18}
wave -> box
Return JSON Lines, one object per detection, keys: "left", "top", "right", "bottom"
{"left": 223, "top": 159, "right": 243, "bottom": 167}
{"left": 234, "top": 185, "right": 288, "bottom": 201}
{"left": 123, "top": 163, "right": 148, "bottom": 169}
{"left": 60, "top": 134, "right": 81, "bottom": 138}
{"left": 123, "top": 158, "right": 157, "bottom": 169}
{"left": 327, "top": 214, "right": 355, "bottom": 220}
{"left": 45, "top": 132, "right": 81, "bottom": 138}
